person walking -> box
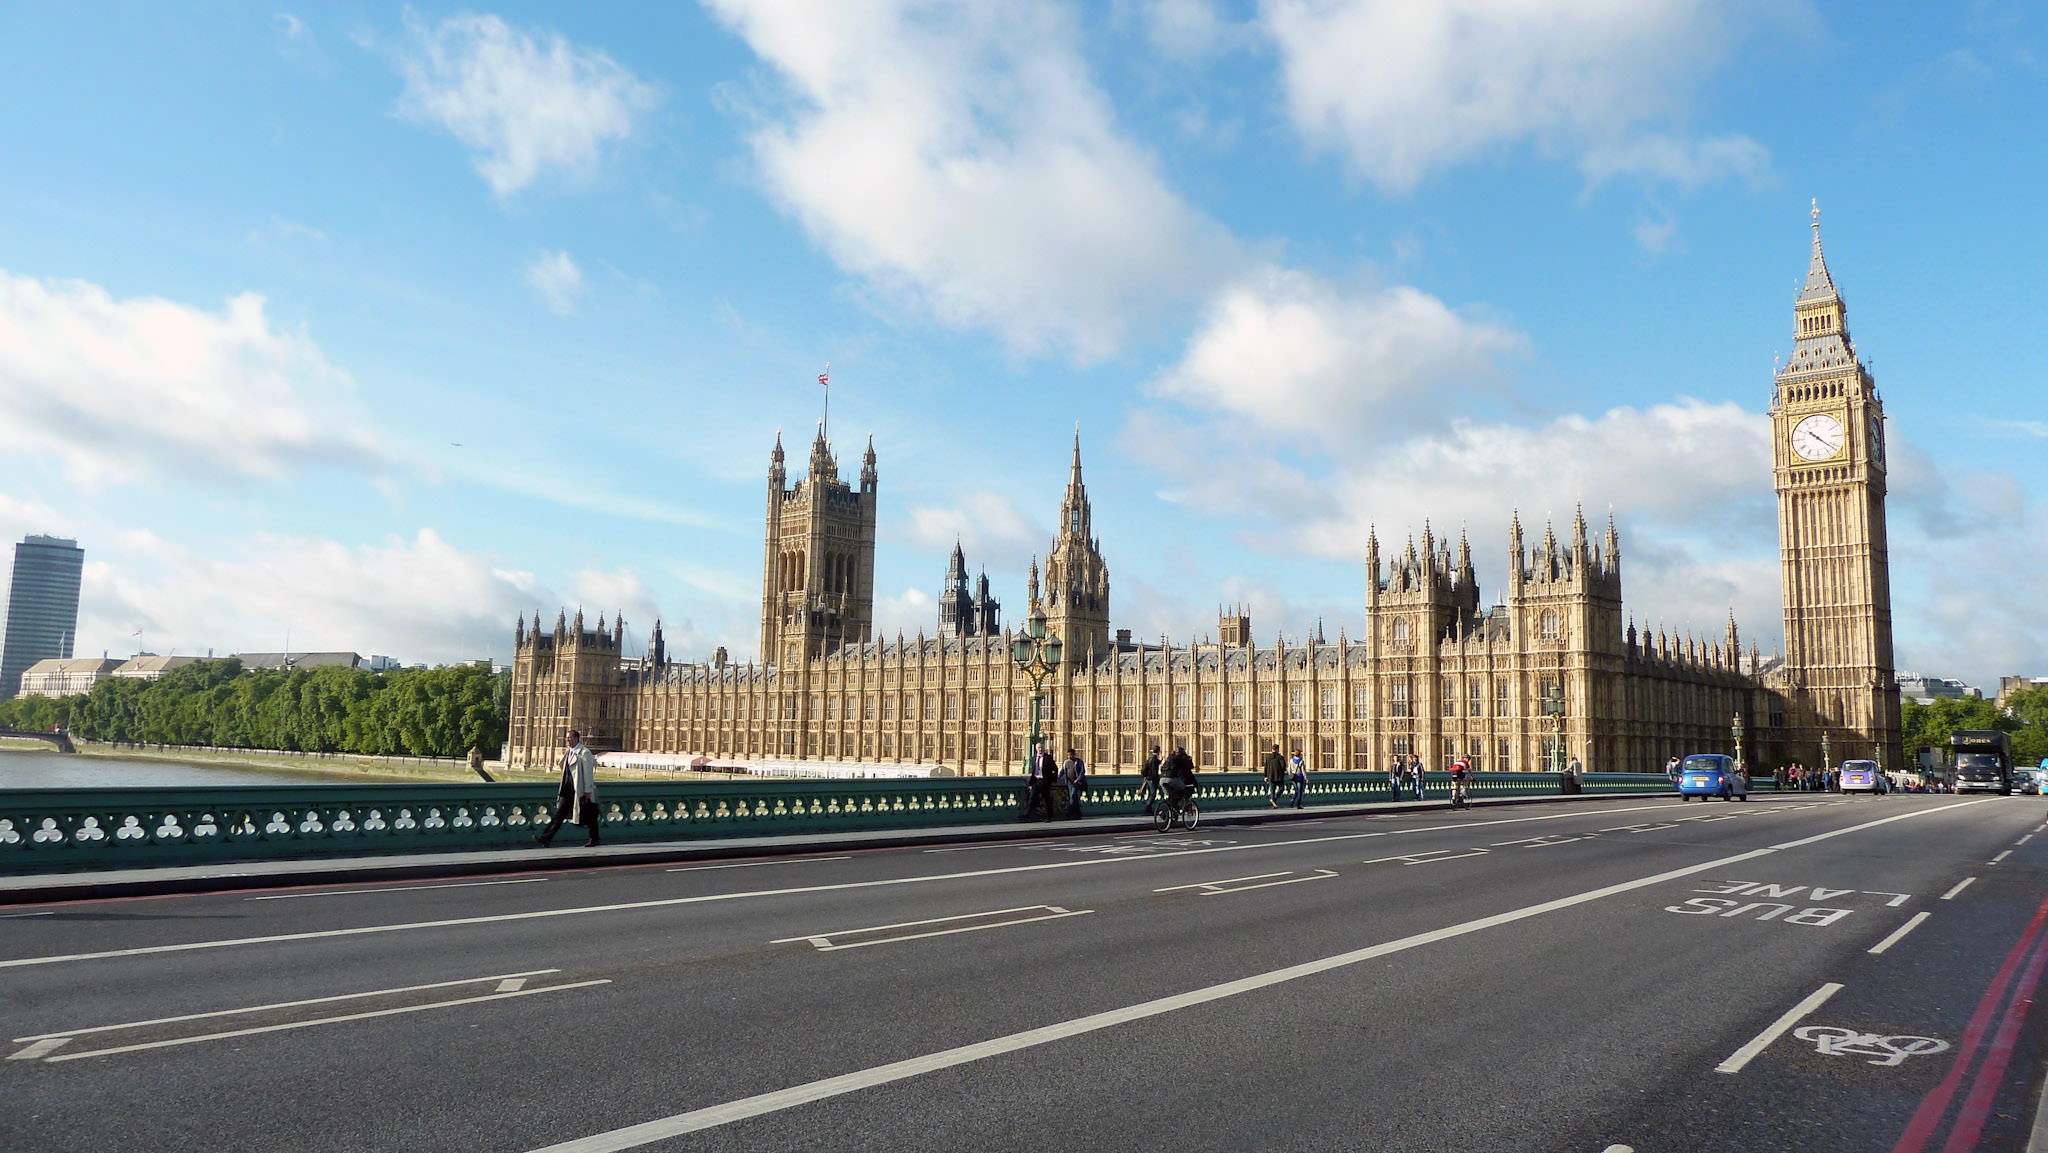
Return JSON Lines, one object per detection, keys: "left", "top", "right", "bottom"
{"left": 534, "top": 729, "right": 600, "bottom": 847}
{"left": 1410, "top": 753, "right": 1427, "bottom": 800}
{"left": 1290, "top": 750, "right": 1309, "bottom": 808}
{"left": 1387, "top": 759, "right": 1404, "bottom": 801}
{"left": 1139, "top": 745, "right": 1163, "bottom": 814}
{"left": 1025, "top": 742, "right": 1058, "bottom": 821}
{"left": 1263, "top": 742, "right": 1288, "bottom": 807}
{"left": 1061, "top": 748, "right": 1088, "bottom": 819}
{"left": 1665, "top": 755, "right": 1682, "bottom": 785}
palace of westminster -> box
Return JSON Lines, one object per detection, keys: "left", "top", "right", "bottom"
{"left": 507, "top": 210, "right": 1902, "bottom": 777}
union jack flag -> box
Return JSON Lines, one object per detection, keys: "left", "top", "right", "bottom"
{"left": 819, "top": 362, "right": 830, "bottom": 387}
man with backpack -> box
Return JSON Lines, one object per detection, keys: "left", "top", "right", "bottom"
{"left": 1061, "top": 748, "right": 1088, "bottom": 818}
{"left": 1263, "top": 742, "right": 1288, "bottom": 807}
{"left": 1289, "top": 749, "right": 1309, "bottom": 808}
{"left": 1139, "top": 745, "right": 1162, "bottom": 814}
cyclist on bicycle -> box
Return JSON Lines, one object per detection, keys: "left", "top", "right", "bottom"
{"left": 1162, "top": 744, "right": 1197, "bottom": 810}
{"left": 1450, "top": 756, "right": 1472, "bottom": 807}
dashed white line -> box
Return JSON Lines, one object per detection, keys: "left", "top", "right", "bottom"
{"left": 1868, "top": 912, "right": 1932, "bottom": 955}
{"left": 1992, "top": 850, "right": 2013, "bottom": 864}
{"left": 248, "top": 878, "right": 549, "bottom": 901}
{"left": 666, "top": 856, "right": 851, "bottom": 873}
{"left": 2018, "top": 834, "right": 2034, "bottom": 846}
{"left": 1717, "top": 983, "right": 1843, "bottom": 1074}
{"left": 11, "top": 969, "right": 563, "bottom": 1042}
{"left": 1943, "top": 877, "right": 1978, "bottom": 901}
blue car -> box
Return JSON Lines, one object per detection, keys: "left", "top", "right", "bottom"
{"left": 1677, "top": 754, "right": 1749, "bottom": 801}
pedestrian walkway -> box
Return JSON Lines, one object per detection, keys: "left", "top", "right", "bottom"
{"left": 0, "top": 790, "right": 1669, "bottom": 906}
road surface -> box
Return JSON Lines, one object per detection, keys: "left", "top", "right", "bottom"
{"left": 4, "top": 793, "right": 2044, "bottom": 1152}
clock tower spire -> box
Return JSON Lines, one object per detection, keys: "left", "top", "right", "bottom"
{"left": 1771, "top": 201, "right": 1899, "bottom": 769}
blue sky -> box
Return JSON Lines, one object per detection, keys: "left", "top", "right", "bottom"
{"left": 0, "top": 1, "right": 2041, "bottom": 687}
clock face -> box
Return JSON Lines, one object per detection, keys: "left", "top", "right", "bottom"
{"left": 1791, "top": 413, "right": 1845, "bottom": 462}
{"left": 1869, "top": 414, "right": 1885, "bottom": 464}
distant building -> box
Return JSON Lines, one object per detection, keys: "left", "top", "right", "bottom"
{"left": 1, "top": 535, "right": 85, "bottom": 700}
{"left": 233, "top": 652, "right": 363, "bottom": 671}
{"left": 367, "top": 654, "right": 403, "bottom": 672}
{"left": 18, "top": 656, "right": 120, "bottom": 697}
{"left": 112, "top": 654, "right": 201, "bottom": 682}
{"left": 1999, "top": 676, "right": 2048, "bottom": 706}
{"left": 1897, "top": 673, "right": 1981, "bottom": 704}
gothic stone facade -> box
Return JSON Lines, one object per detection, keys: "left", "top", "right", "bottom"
{"left": 507, "top": 213, "right": 1900, "bottom": 775}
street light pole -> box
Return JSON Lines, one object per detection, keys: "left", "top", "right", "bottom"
{"left": 1010, "top": 605, "right": 1063, "bottom": 774}
{"left": 1732, "top": 710, "right": 1745, "bottom": 777}
{"left": 1542, "top": 685, "right": 1566, "bottom": 776}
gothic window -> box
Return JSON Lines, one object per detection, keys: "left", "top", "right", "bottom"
{"left": 1497, "top": 679, "right": 1510, "bottom": 713}
{"left": 882, "top": 696, "right": 895, "bottom": 721}
{"left": 1390, "top": 679, "right": 1410, "bottom": 718}
{"left": 1391, "top": 619, "right": 1411, "bottom": 644}
{"left": 1442, "top": 677, "right": 1457, "bottom": 718}
{"left": 1122, "top": 687, "right": 1137, "bottom": 716}
{"left": 924, "top": 692, "right": 937, "bottom": 719}
{"left": 1320, "top": 739, "right": 1336, "bottom": 770}
{"left": 1014, "top": 695, "right": 1027, "bottom": 722}
{"left": 1351, "top": 737, "right": 1370, "bottom": 769}
{"left": 810, "top": 695, "right": 821, "bottom": 720}
{"left": 1200, "top": 736, "right": 1216, "bottom": 764}
{"left": 1073, "top": 689, "right": 1088, "bottom": 720}
{"left": 1121, "top": 735, "right": 1136, "bottom": 763}
{"left": 1259, "top": 688, "right": 1274, "bottom": 721}
{"left": 1201, "top": 688, "right": 1216, "bottom": 722}
{"left": 1540, "top": 610, "right": 1559, "bottom": 639}
{"left": 1174, "top": 688, "right": 1190, "bottom": 722}
{"left": 945, "top": 694, "right": 959, "bottom": 721}
{"left": 1044, "top": 693, "right": 1058, "bottom": 721}
{"left": 1351, "top": 688, "right": 1369, "bottom": 722}
{"left": 1392, "top": 736, "right": 1411, "bottom": 757}
{"left": 943, "top": 734, "right": 957, "bottom": 759}
{"left": 863, "top": 695, "right": 875, "bottom": 720}
{"left": 1148, "top": 689, "right": 1162, "bottom": 722}
{"left": 966, "top": 735, "right": 979, "bottom": 760}
{"left": 1289, "top": 686, "right": 1305, "bottom": 721}
{"left": 1319, "top": 686, "right": 1336, "bottom": 721}
{"left": 1498, "top": 739, "right": 1511, "bottom": 771}
{"left": 1229, "top": 738, "right": 1245, "bottom": 767}
{"left": 1094, "top": 736, "right": 1111, "bottom": 766}
{"left": 1098, "top": 689, "right": 1110, "bottom": 716}
{"left": 966, "top": 694, "right": 980, "bottom": 721}
{"left": 1230, "top": 688, "right": 1246, "bottom": 721}
{"left": 1443, "top": 737, "right": 1457, "bottom": 764}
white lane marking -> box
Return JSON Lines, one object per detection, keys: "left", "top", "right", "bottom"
{"left": 1862, "top": 891, "right": 1912, "bottom": 907}
{"left": 1603, "top": 1146, "right": 1635, "bottom": 1153}
{"left": 1992, "top": 850, "right": 2013, "bottom": 864}
{"left": 44, "top": 980, "right": 611, "bottom": 1063}
{"left": 0, "top": 911, "right": 55, "bottom": 918}
{"left": 2019, "top": 834, "right": 2034, "bottom": 846}
{"left": 773, "top": 906, "right": 1090, "bottom": 952}
{"left": 10, "top": 969, "right": 561, "bottom": 1042}
{"left": 1867, "top": 912, "right": 1931, "bottom": 955}
{"left": 496, "top": 977, "right": 528, "bottom": 992}
{"left": 666, "top": 856, "right": 851, "bottom": 873}
{"left": 248, "top": 878, "right": 549, "bottom": 901}
{"left": 1156, "top": 869, "right": 1337, "bottom": 895}
{"left": 0, "top": 801, "right": 1702, "bottom": 970}
{"left": 526, "top": 804, "right": 1980, "bottom": 1153}
{"left": 1363, "top": 848, "right": 1491, "bottom": 866}
{"left": 6, "top": 1037, "right": 69, "bottom": 1060}
{"left": 1942, "top": 877, "right": 1977, "bottom": 901}
{"left": 1716, "top": 983, "right": 1844, "bottom": 1074}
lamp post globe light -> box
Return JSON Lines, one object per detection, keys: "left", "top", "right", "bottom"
{"left": 1011, "top": 606, "right": 1062, "bottom": 774}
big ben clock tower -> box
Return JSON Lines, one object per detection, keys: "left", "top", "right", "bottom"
{"left": 1772, "top": 201, "right": 1901, "bottom": 768}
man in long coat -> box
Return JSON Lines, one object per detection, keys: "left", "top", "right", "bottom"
{"left": 534, "top": 729, "right": 601, "bottom": 847}
{"left": 1262, "top": 743, "right": 1288, "bottom": 807}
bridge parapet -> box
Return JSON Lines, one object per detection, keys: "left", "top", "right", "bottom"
{"left": 0, "top": 729, "right": 75, "bottom": 753}
{"left": 0, "top": 772, "right": 1679, "bottom": 876}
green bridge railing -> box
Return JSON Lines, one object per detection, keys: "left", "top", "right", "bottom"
{"left": 0, "top": 771, "right": 1679, "bottom": 875}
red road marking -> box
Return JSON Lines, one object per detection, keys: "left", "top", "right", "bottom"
{"left": 1940, "top": 900, "right": 2048, "bottom": 1152}
{"left": 1891, "top": 888, "right": 2048, "bottom": 1153}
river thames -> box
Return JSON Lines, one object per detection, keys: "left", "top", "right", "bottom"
{"left": 0, "top": 749, "right": 361, "bottom": 788}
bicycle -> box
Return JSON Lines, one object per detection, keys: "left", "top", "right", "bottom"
{"left": 1154, "top": 787, "right": 1201, "bottom": 832}
{"left": 1449, "top": 776, "right": 1471, "bottom": 810}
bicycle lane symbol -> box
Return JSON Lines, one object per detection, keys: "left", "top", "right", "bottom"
{"left": 1792, "top": 1025, "right": 1949, "bottom": 1067}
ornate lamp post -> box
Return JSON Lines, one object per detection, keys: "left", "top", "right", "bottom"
{"left": 1821, "top": 730, "right": 1833, "bottom": 791}
{"left": 1542, "top": 684, "right": 1566, "bottom": 776}
{"left": 1010, "top": 605, "right": 1063, "bottom": 774}
{"left": 1732, "top": 710, "right": 1745, "bottom": 776}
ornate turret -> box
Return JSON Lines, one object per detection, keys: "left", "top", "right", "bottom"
{"left": 769, "top": 430, "right": 786, "bottom": 488}
{"left": 860, "top": 434, "right": 878, "bottom": 489}
{"left": 1040, "top": 428, "right": 1111, "bottom": 661}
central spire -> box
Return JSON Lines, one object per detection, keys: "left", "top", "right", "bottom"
{"left": 1799, "top": 198, "right": 1838, "bottom": 305}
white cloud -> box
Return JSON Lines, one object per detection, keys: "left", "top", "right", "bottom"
{"left": 873, "top": 586, "right": 936, "bottom": 640}
{"left": 1263, "top": 0, "right": 1770, "bottom": 193}
{"left": 1143, "top": 0, "right": 1243, "bottom": 59}
{"left": 1581, "top": 132, "right": 1770, "bottom": 191}
{"left": 904, "top": 490, "right": 1044, "bottom": 571}
{"left": 79, "top": 529, "right": 549, "bottom": 665}
{"left": 1149, "top": 266, "right": 1526, "bottom": 448}
{"left": 705, "top": 0, "right": 1236, "bottom": 359}
{"left": 524, "top": 250, "right": 587, "bottom": 315}
{"left": 392, "top": 13, "right": 659, "bottom": 197}
{"left": 0, "top": 270, "right": 382, "bottom": 486}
